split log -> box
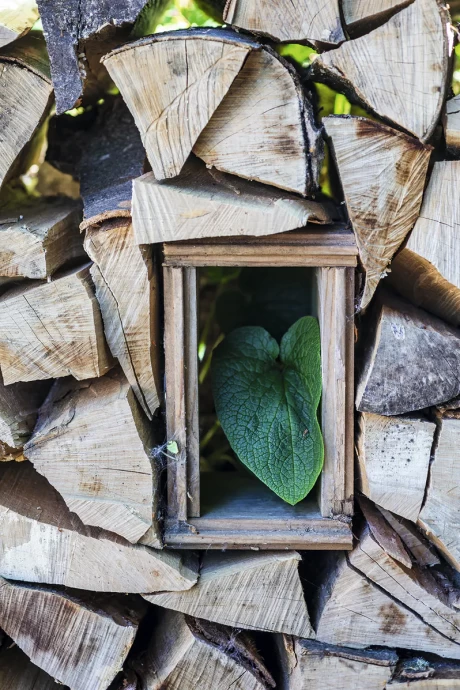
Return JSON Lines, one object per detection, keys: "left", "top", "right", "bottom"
{"left": 200, "top": 0, "right": 345, "bottom": 45}
{"left": 84, "top": 221, "right": 160, "bottom": 418}
{"left": 377, "top": 508, "right": 440, "bottom": 567}
{"left": 36, "top": 0, "right": 168, "bottom": 114}
{"left": 323, "top": 116, "right": 430, "bottom": 308}
{"left": 24, "top": 370, "right": 159, "bottom": 544}
{"left": 356, "top": 290, "right": 460, "bottom": 415}
{"left": 0, "top": 264, "right": 112, "bottom": 384}
{"left": 418, "top": 409, "right": 460, "bottom": 572}
{"left": 389, "top": 657, "right": 460, "bottom": 687}
{"left": 0, "top": 644, "right": 61, "bottom": 690}
{"left": 0, "top": 460, "right": 198, "bottom": 592}
{"left": 0, "top": 374, "right": 49, "bottom": 461}
{"left": 356, "top": 412, "right": 435, "bottom": 521}
{"left": 314, "top": 553, "right": 460, "bottom": 658}
{"left": 389, "top": 162, "right": 460, "bottom": 328}
{"left": 446, "top": 95, "right": 460, "bottom": 154}
{"left": 103, "top": 30, "right": 323, "bottom": 195}
{"left": 357, "top": 495, "right": 412, "bottom": 568}
{"left": 0, "top": 576, "right": 146, "bottom": 690}
{"left": 342, "top": 0, "right": 413, "bottom": 35}
{"left": 0, "top": 0, "right": 38, "bottom": 48}
{"left": 145, "top": 551, "right": 312, "bottom": 637}
{"left": 276, "top": 636, "right": 397, "bottom": 690}
{"left": 135, "top": 609, "right": 275, "bottom": 690}
{"left": 0, "top": 198, "right": 83, "bottom": 283}
{"left": 311, "top": 0, "right": 452, "bottom": 142}
{"left": 0, "top": 32, "right": 53, "bottom": 189}
{"left": 132, "top": 161, "right": 334, "bottom": 244}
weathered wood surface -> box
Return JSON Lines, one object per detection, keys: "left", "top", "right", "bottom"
{"left": 342, "top": 0, "right": 413, "bottom": 34}
{"left": 0, "top": 576, "right": 145, "bottom": 690}
{"left": 418, "top": 409, "right": 460, "bottom": 572}
{"left": 314, "top": 554, "right": 460, "bottom": 658}
{"left": 103, "top": 30, "right": 255, "bottom": 180}
{"left": 357, "top": 412, "right": 435, "bottom": 520}
{"left": 193, "top": 45, "right": 323, "bottom": 195}
{"left": 0, "top": 374, "right": 49, "bottom": 461}
{"left": 24, "top": 370, "right": 159, "bottom": 544}
{"left": 277, "top": 636, "right": 397, "bottom": 690}
{"left": 145, "top": 551, "right": 313, "bottom": 637}
{"left": 0, "top": 32, "right": 52, "bottom": 189}
{"left": 312, "top": 0, "right": 452, "bottom": 142}
{"left": 389, "top": 658, "right": 460, "bottom": 687}
{"left": 84, "top": 220, "right": 160, "bottom": 418}
{"left": 446, "top": 95, "right": 460, "bottom": 154}
{"left": 0, "top": 198, "right": 83, "bottom": 282}
{"left": 358, "top": 496, "right": 412, "bottom": 568}
{"left": 0, "top": 0, "right": 38, "bottom": 48}
{"left": 377, "top": 507, "right": 440, "bottom": 567}
{"left": 0, "top": 644, "right": 62, "bottom": 690}
{"left": 389, "top": 162, "right": 460, "bottom": 327}
{"left": 323, "top": 116, "right": 430, "bottom": 308}
{"left": 37, "top": 0, "right": 168, "bottom": 114}
{"left": 0, "top": 264, "right": 112, "bottom": 384}
{"left": 356, "top": 291, "right": 460, "bottom": 415}
{"left": 132, "top": 161, "right": 334, "bottom": 244}
{"left": 136, "top": 609, "right": 275, "bottom": 690}
{"left": 0, "top": 460, "right": 198, "bottom": 592}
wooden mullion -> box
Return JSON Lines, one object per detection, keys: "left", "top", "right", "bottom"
{"left": 184, "top": 267, "right": 200, "bottom": 517}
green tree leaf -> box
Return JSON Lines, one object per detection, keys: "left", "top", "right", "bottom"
{"left": 211, "top": 316, "right": 323, "bottom": 505}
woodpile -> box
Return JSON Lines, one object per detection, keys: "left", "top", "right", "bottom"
{"left": 1, "top": 0, "right": 460, "bottom": 688}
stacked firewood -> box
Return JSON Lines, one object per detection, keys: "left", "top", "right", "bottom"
{"left": 1, "top": 0, "right": 460, "bottom": 689}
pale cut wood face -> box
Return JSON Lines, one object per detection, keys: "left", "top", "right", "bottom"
{"left": 342, "top": 0, "right": 412, "bottom": 31}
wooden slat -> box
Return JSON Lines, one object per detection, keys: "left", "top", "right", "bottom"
{"left": 184, "top": 267, "right": 200, "bottom": 517}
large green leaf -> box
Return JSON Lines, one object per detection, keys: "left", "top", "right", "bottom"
{"left": 211, "top": 316, "right": 323, "bottom": 505}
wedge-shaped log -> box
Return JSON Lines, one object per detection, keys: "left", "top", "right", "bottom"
{"left": 357, "top": 412, "right": 435, "bottom": 521}
{"left": 446, "top": 95, "right": 460, "bottom": 154}
{"left": 24, "top": 370, "right": 159, "bottom": 544}
{"left": 357, "top": 495, "right": 412, "bottom": 568}
{"left": 276, "top": 636, "right": 397, "bottom": 690}
{"left": 201, "top": 0, "right": 345, "bottom": 45}
{"left": 342, "top": 0, "right": 413, "bottom": 35}
{"left": 0, "top": 644, "right": 61, "bottom": 690}
{"left": 323, "top": 116, "right": 430, "bottom": 308}
{"left": 0, "top": 374, "right": 48, "bottom": 460}
{"left": 389, "top": 162, "right": 460, "bottom": 327}
{"left": 37, "top": 0, "right": 168, "bottom": 114}
{"left": 0, "top": 32, "right": 52, "bottom": 189}
{"left": 0, "top": 0, "right": 38, "bottom": 48}
{"left": 312, "top": 0, "right": 452, "bottom": 142}
{"left": 132, "top": 161, "right": 333, "bottom": 244}
{"left": 0, "top": 460, "right": 198, "bottom": 592}
{"left": 356, "top": 291, "right": 460, "bottom": 415}
{"left": 377, "top": 507, "right": 440, "bottom": 567}
{"left": 0, "top": 198, "right": 83, "bottom": 283}
{"left": 0, "top": 264, "right": 112, "bottom": 384}
{"left": 419, "top": 409, "right": 460, "bottom": 572}
{"left": 84, "top": 221, "right": 160, "bottom": 418}
{"left": 136, "top": 609, "right": 274, "bottom": 690}
{"left": 0, "top": 576, "right": 146, "bottom": 690}
{"left": 314, "top": 553, "right": 460, "bottom": 657}
{"left": 145, "top": 551, "right": 312, "bottom": 637}
{"left": 103, "top": 29, "right": 256, "bottom": 180}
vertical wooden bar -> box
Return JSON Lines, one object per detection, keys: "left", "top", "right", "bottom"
{"left": 184, "top": 267, "right": 200, "bottom": 517}
{"left": 344, "top": 267, "right": 355, "bottom": 511}
{"left": 317, "top": 267, "right": 353, "bottom": 517}
{"left": 163, "top": 266, "right": 188, "bottom": 521}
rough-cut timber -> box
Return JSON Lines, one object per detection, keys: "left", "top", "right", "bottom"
{"left": 0, "top": 375, "right": 48, "bottom": 461}
{"left": 145, "top": 551, "right": 312, "bottom": 637}
{"left": 389, "top": 162, "right": 460, "bottom": 327}
{"left": 323, "top": 116, "right": 430, "bottom": 308}
{"left": 0, "top": 0, "right": 38, "bottom": 48}
{"left": 24, "top": 370, "right": 159, "bottom": 544}
{"left": 0, "top": 198, "right": 83, "bottom": 283}
{"left": 312, "top": 0, "right": 452, "bottom": 142}
{"left": 389, "top": 658, "right": 460, "bottom": 687}
{"left": 377, "top": 507, "right": 440, "bottom": 567}
{"left": 132, "top": 161, "right": 334, "bottom": 244}
{"left": 0, "top": 576, "right": 146, "bottom": 690}
{"left": 0, "top": 644, "right": 61, "bottom": 690}
{"left": 193, "top": 44, "right": 323, "bottom": 195}
{"left": 357, "top": 495, "right": 412, "bottom": 568}
{"left": 276, "top": 636, "right": 397, "bottom": 690}
{"left": 37, "top": 0, "right": 168, "bottom": 114}
{"left": 102, "top": 29, "right": 256, "bottom": 180}
{"left": 446, "top": 94, "right": 460, "bottom": 154}
{"left": 418, "top": 408, "right": 460, "bottom": 572}
{"left": 0, "top": 264, "right": 112, "bottom": 384}
{"left": 84, "top": 220, "right": 160, "bottom": 418}
{"left": 314, "top": 554, "right": 460, "bottom": 658}
{"left": 206, "top": 0, "right": 345, "bottom": 44}
{"left": 0, "top": 32, "right": 52, "bottom": 189}
{"left": 356, "top": 291, "right": 460, "bottom": 415}
{"left": 0, "top": 460, "right": 198, "bottom": 592}
{"left": 342, "top": 0, "right": 413, "bottom": 34}
{"left": 357, "top": 412, "right": 435, "bottom": 520}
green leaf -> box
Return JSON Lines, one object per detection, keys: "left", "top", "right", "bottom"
{"left": 211, "top": 316, "right": 323, "bottom": 505}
